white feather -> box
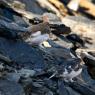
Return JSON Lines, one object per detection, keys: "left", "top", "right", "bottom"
{"left": 61, "top": 67, "right": 82, "bottom": 82}
{"left": 31, "top": 31, "right": 41, "bottom": 37}
{"left": 26, "top": 34, "right": 49, "bottom": 45}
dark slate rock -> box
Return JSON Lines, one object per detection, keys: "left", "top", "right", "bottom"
{"left": 58, "top": 81, "right": 81, "bottom": 95}
{"left": 68, "top": 81, "right": 95, "bottom": 95}
{"left": 78, "top": 66, "right": 95, "bottom": 89}
{"left": 21, "top": 0, "right": 46, "bottom": 14}
{"left": 0, "top": 38, "right": 45, "bottom": 69}
{"left": 45, "top": 47, "right": 72, "bottom": 59}
{"left": 6, "top": 0, "right": 46, "bottom": 14}
{"left": 0, "top": 7, "right": 28, "bottom": 27}
{"left": 0, "top": 79, "right": 24, "bottom": 95}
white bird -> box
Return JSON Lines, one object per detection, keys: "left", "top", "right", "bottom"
{"left": 61, "top": 66, "right": 82, "bottom": 82}
{"left": 25, "top": 31, "right": 49, "bottom": 46}
{"left": 59, "top": 58, "right": 83, "bottom": 82}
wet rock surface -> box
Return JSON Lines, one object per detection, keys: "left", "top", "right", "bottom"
{"left": 0, "top": 0, "right": 95, "bottom": 95}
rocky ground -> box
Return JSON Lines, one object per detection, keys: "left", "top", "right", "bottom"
{"left": 0, "top": 0, "right": 95, "bottom": 95}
